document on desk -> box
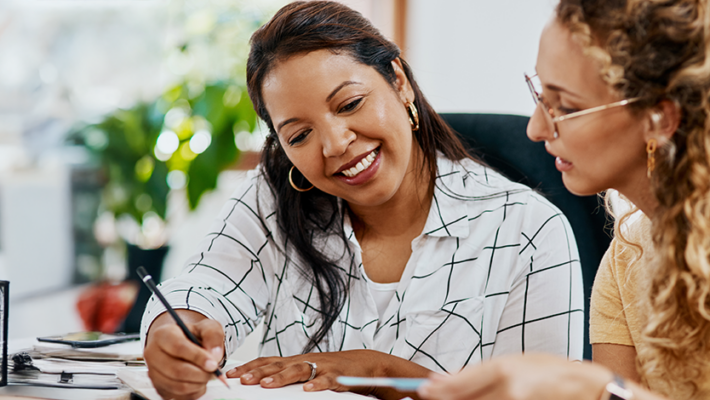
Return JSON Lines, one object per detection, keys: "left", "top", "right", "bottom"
{"left": 118, "top": 368, "right": 367, "bottom": 400}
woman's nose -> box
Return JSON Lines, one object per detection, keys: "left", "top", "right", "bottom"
{"left": 527, "top": 102, "right": 556, "bottom": 142}
{"left": 321, "top": 124, "right": 356, "bottom": 158}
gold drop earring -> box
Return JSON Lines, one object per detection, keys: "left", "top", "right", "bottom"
{"left": 646, "top": 138, "right": 658, "bottom": 178}
{"left": 406, "top": 101, "right": 419, "bottom": 131}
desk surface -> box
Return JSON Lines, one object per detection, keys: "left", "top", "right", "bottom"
{"left": 0, "top": 385, "right": 131, "bottom": 400}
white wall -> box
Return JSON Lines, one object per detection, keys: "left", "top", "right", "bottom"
{"left": 0, "top": 160, "right": 73, "bottom": 300}
{"left": 406, "top": 0, "right": 557, "bottom": 116}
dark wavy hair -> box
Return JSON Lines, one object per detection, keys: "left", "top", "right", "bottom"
{"left": 247, "top": 0, "right": 469, "bottom": 352}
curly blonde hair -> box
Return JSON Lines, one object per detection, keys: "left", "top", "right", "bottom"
{"left": 556, "top": 0, "right": 710, "bottom": 397}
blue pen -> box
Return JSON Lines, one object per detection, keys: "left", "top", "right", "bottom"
{"left": 336, "top": 376, "right": 428, "bottom": 392}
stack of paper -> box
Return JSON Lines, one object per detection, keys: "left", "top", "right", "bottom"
{"left": 8, "top": 339, "right": 145, "bottom": 390}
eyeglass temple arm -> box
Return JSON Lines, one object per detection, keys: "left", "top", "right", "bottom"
{"left": 553, "top": 98, "right": 640, "bottom": 123}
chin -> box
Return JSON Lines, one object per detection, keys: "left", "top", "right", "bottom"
{"left": 561, "top": 174, "right": 603, "bottom": 197}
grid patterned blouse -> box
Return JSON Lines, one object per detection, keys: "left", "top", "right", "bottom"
{"left": 141, "top": 155, "right": 584, "bottom": 372}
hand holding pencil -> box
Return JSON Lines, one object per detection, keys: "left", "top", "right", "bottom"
{"left": 139, "top": 267, "right": 230, "bottom": 399}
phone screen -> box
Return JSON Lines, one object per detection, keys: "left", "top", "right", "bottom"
{"left": 37, "top": 332, "right": 140, "bottom": 348}
{"left": 58, "top": 332, "right": 104, "bottom": 341}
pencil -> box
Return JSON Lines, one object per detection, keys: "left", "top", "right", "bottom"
{"left": 137, "top": 266, "right": 230, "bottom": 388}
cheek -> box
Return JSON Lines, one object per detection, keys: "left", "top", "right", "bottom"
{"left": 280, "top": 141, "right": 321, "bottom": 178}
{"left": 567, "top": 119, "right": 645, "bottom": 181}
{"left": 567, "top": 133, "right": 619, "bottom": 172}
{"left": 292, "top": 153, "right": 322, "bottom": 177}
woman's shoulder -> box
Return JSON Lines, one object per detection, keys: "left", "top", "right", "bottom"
{"left": 217, "top": 166, "right": 278, "bottom": 219}
{"left": 437, "top": 156, "right": 562, "bottom": 218}
{"left": 439, "top": 156, "right": 535, "bottom": 193}
{"left": 607, "top": 214, "right": 653, "bottom": 276}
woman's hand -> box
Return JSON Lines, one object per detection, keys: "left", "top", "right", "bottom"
{"left": 227, "top": 349, "right": 430, "bottom": 398}
{"left": 143, "top": 310, "right": 226, "bottom": 400}
{"left": 417, "top": 353, "right": 613, "bottom": 400}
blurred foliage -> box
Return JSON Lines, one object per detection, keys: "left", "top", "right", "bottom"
{"left": 70, "top": 82, "right": 257, "bottom": 224}
{"left": 66, "top": 0, "right": 285, "bottom": 226}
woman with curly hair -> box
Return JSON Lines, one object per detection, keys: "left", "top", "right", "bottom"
{"left": 419, "top": 0, "right": 710, "bottom": 399}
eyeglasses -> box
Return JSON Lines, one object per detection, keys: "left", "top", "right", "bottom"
{"left": 524, "top": 73, "right": 640, "bottom": 137}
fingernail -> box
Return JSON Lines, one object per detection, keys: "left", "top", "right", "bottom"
{"left": 262, "top": 377, "right": 273, "bottom": 384}
{"left": 304, "top": 383, "right": 314, "bottom": 391}
{"left": 204, "top": 359, "right": 217, "bottom": 371}
{"left": 242, "top": 373, "right": 253, "bottom": 381}
{"left": 211, "top": 347, "right": 222, "bottom": 360}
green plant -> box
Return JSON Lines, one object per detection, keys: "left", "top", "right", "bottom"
{"left": 73, "top": 81, "right": 257, "bottom": 227}
{"left": 68, "top": 1, "right": 282, "bottom": 250}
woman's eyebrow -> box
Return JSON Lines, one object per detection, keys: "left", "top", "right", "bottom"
{"left": 276, "top": 81, "right": 363, "bottom": 133}
{"left": 326, "top": 80, "right": 361, "bottom": 102}
{"left": 544, "top": 82, "right": 584, "bottom": 100}
{"left": 277, "top": 117, "right": 299, "bottom": 134}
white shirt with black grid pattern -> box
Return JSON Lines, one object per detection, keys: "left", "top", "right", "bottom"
{"left": 140, "top": 155, "right": 584, "bottom": 372}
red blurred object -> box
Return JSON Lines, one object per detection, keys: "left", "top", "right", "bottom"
{"left": 77, "top": 281, "right": 139, "bottom": 333}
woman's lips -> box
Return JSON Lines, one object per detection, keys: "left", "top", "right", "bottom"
{"left": 555, "top": 156, "right": 573, "bottom": 172}
{"left": 336, "top": 149, "right": 381, "bottom": 185}
{"left": 340, "top": 148, "right": 379, "bottom": 177}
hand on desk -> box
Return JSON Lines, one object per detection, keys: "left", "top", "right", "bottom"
{"left": 144, "top": 311, "right": 225, "bottom": 400}
{"left": 228, "top": 349, "right": 430, "bottom": 399}
{"left": 417, "top": 353, "right": 613, "bottom": 400}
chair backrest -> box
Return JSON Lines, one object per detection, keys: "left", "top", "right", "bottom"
{"left": 440, "top": 113, "right": 611, "bottom": 360}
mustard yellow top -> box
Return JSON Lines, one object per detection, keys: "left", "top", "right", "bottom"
{"left": 590, "top": 216, "right": 707, "bottom": 399}
{"left": 589, "top": 216, "right": 651, "bottom": 349}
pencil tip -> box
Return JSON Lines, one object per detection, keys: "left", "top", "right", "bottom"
{"left": 218, "top": 373, "right": 230, "bottom": 388}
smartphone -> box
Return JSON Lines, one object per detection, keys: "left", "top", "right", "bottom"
{"left": 36, "top": 332, "right": 140, "bottom": 348}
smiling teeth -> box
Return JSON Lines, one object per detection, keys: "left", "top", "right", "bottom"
{"left": 341, "top": 148, "right": 379, "bottom": 178}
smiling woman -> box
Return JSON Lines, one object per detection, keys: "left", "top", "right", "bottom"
{"left": 139, "top": 2, "right": 584, "bottom": 400}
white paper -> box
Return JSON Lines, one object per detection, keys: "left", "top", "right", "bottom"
{"left": 33, "top": 358, "right": 126, "bottom": 374}
{"left": 117, "top": 368, "right": 367, "bottom": 400}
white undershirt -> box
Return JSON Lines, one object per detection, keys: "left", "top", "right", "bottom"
{"left": 362, "top": 270, "right": 398, "bottom": 322}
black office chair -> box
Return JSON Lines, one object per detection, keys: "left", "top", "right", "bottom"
{"left": 440, "top": 113, "right": 611, "bottom": 360}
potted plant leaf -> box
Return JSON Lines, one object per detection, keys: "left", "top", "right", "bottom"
{"left": 70, "top": 81, "right": 258, "bottom": 332}
{"left": 65, "top": 0, "right": 278, "bottom": 334}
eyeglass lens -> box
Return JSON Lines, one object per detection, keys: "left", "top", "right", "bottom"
{"left": 525, "top": 74, "right": 559, "bottom": 136}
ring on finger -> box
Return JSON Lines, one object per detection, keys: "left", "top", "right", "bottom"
{"left": 303, "top": 361, "right": 317, "bottom": 381}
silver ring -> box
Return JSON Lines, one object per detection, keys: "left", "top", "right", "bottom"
{"left": 303, "top": 361, "right": 317, "bottom": 381}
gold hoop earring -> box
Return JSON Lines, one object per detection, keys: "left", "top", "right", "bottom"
{"left": 647, "top": 138, "right": 658, "bottom": 178}
{"left": 289, "top": 166, "right": 314, "bottom": 192}
{"left": 406, "top": 102, "right": 419, "bottom": 131}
